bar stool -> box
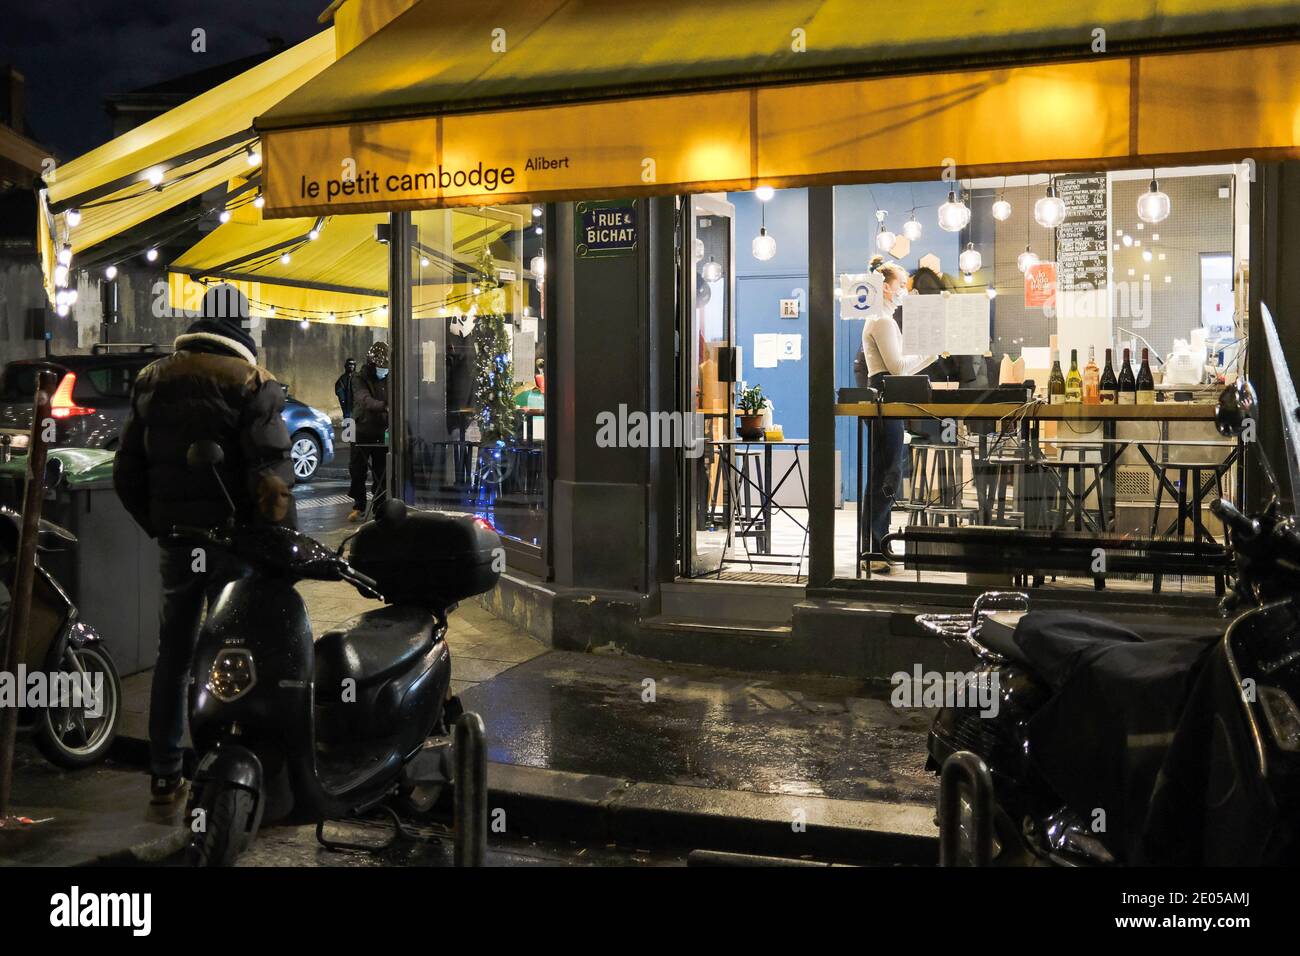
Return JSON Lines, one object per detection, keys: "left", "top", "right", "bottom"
{"left": 729, "top": 447, "right": 767, "bottom": 549}
{"left": 1042, "top": 444, "right": 1108, "bottom": 532}
{"left": 983, "top": 435, "right": 1028, "bottom": 526}
{"left": 911, "top": 443, "right": 978, "bottom": 527}
{"left": 1149, "top": 460, "right": 1229, "bottom": 594}
{"left": 898, "top": 442, "right": 935, "bottom": 526}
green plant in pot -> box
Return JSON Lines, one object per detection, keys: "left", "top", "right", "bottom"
{"left": 737, "top": 384, "right": 768, "bottom": 440}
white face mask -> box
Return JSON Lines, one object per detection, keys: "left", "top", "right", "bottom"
{"left": 375, "top": 367, "right": 389, "bottom": 380}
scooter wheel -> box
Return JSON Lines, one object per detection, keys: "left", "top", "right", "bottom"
{"left": 186, "top": 782, "right": 259, "bottom": 867}
{"left": 34, "top": 644, "right": 121, "bottom": 768}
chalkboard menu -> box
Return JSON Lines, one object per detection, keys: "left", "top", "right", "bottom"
{"left": 1056, "top": 174, "right": 1108, "bottom": 291}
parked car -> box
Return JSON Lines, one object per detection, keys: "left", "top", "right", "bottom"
{"left": 1, "top": 345, "right": 335, "bottom": 481}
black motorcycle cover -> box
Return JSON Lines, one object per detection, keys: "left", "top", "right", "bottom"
{"left": 1014, "top": 610, "right": 1221, "bottom": 863}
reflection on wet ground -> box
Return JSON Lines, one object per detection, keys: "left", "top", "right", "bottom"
{"left": 462, "top": 651, "right": 937, "bottom": 806}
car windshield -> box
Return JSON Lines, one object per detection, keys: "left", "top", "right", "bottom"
{"left": 0, "top": 364, "right": 65, "bottom": 403}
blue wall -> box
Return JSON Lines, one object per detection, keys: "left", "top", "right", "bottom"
{"left": 729, "top": 183, "right": 960, "bottom": 500}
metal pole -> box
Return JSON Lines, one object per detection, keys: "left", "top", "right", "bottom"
{"left": 938, "top": 750, "right": 995, "bottom": 867}
{"left": 0, "top": 370, "right": 57, "bottom": 821}
{"left": 453, "top": 711, "right": 487, "bottom": 867}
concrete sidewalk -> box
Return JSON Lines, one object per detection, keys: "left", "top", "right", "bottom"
{"left": 107, "top": 584, "right": 937, "bottom": 865}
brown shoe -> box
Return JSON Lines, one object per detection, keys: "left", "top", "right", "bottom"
{"left": 150, "top": 773, "right": 189, "bottom": 806}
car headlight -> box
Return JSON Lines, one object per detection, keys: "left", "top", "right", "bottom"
{"left": 208, "top": 649, "right": 257, "bottom": 702}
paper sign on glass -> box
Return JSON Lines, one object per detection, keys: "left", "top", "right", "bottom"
{"left": 902, "top": 295, "right": 990, "bottom": 355}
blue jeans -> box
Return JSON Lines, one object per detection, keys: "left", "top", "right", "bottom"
{"left": 865, "top": 373, "right": 905, "bottom": 554}
{"left": 150, "top": 544, "right": 246, "bottom": 777}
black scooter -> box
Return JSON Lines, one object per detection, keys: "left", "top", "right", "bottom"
{"left": 0, "top": 502, "right": 121, "bottom": 768}
{"left": 918, "top": 377, "right": 1300, "bottom": 866}
{"left": 175, "top": 441, "right": 500, "bottom": 866}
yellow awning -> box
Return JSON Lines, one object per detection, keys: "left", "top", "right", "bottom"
{"left": 167, "top": 200, "right": 520, "bottom": 324}
{"left": 255, "top": 0, "right": 1300, "bottom": 217}
{"left": 39, "top": 29, "right": 336, "bottom": 297}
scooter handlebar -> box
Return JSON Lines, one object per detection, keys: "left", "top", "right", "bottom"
{"left": 1210, "top": 498, "right": 1260, "bottom": 539}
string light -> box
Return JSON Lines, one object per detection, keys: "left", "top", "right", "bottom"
{"left": 145, "top": 167, "right": 164, "bottom": 186}
{"left": 252, "top": 194, "right": 265, "bottom": 209}
{"left": 66, "top": 208, "right": 81, "bottom": 228}
{"left": 279, "top": 252, "right": 291, "bottom": 265}
{"left": 937, "top": 190, "right": 970, "bottom": 232}
{"left": 755, "top": 185, "right": 775, "bottom": 202}
{"left": 145, "top": 248, "right": 159, "bottom": 262}
{"left": 902, "top": 213, "right": 923, "bottom": 242}
{"left": 218, "top": 209, "right": 231, "bottom": 223}
{"left": 57, "top": 243, "right": 72, "bottom": 266}
{"left": 245, "top": 146, "right": 260, "bottom": 166}
{"left": 104, "top": 265, "right": 117, "bottom": 280}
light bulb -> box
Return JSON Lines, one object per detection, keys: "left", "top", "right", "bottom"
{"left": 1122, "top": 234, "right": 1134, "bottom": 247}
{"left": 986, "top": 287, "right": 998, "bottom": 300}
{"left": 962, "top": 272, "right": 974, "bottom": 284}
{"left": 702, "top": 257, "right": 723, "bottom": 282}
{"left": 145, "top": 167, "right": 164, "bottom": 186}
{"left": 991, "top": 198, "right": 1012, "bottom": 221}
{"left": 755, "top": 185, "right": 775, "bottom": 202}
{"left": 299, "top": 320, "right": 310, "bottom": 330}
{"left": 1142, "top": 249, "right": 1153, "bottom": 262}
{"left": 218, "top": 209, "right": 231, "bottom": 223}
{"left": 57, "top": 304, "right": 69, "bottom": 317}
{"left": 532, "top": 206, "right": 542, "bottom": 217}
{"left": 875, "top": 226, "right": 896, "bottom": 254}
{"left": 1017, "top": 246, "right": 1039, "bottom": 273}
{"left": 751, "top": 227, "right": 776, "bottom": 261}
{"left": 252, "top": 194, "right": 265, "bottom": 209}
{"left": 377, "top": 305, "right": 388, "bottom": 319}
{"left": 530, "top": 254, "right": 546, "bottom": 279}
{"left": 902, "top": 216, "right": 923, "bottom": 241}
{"left": 58, "top": 244, "right": 72, "bottom": 266}
{"left": 937, "top": 191, "right": 970, "bottom": 232}
{"left": 266, "top": 305, "right": 275, "bottom": 317}
{"left": 1034, "top": 184, "right": 1066, "bottom": 228}
{"left": 66, "top": 289, "right": 78, "bottom": 305}
{"left": 534, "top": 225, "right": 543, "bottom": 235}
{"left": 958, "top": 242, "right": 982, "bottom": 274}
{"left": 1137, "top": 179, "right": 1170, "bottom": 224}
{"left": 66, "top": 208, "right": 81, "bottom": 228}
{"left": 308, "top": 228, "right": 319, "bottom": 241}
{"left": 280, "top": 252, "right": 291, "bottom": 265}
{"left": 145, "top": 248, "right": 159, "bottom": 262}
{"left": 54, "top": 264, "right": 68, "bottom": 286}
{"left": 420, "top": 256, "right": 429, "bottom": 268}
{"left": 104, "top": 265, "right": 117, "bottom": 281}
{"left": 246, "top": 146, "right": 260, "bottom": 166}
{"left": 326, "top": 312, "right": 336, "bottom": 322}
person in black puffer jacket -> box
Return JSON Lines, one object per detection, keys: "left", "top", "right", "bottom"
{"left": 346, "top": 341, "right": 390, "bottom": 521}
{"left": 112, "top": 284, "right": 295, "bottom": 805}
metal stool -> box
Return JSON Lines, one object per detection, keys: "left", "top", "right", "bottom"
{"left": 1149, "top": 460, "right": 1229, "bottom": 595}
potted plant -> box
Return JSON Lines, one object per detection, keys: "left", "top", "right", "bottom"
{"left": 736, "top": 384, "right": 768, "bottom": 440}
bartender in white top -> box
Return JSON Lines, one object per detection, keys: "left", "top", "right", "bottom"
{"left": 859, "top": 256, "right": 935, "bottom": 572}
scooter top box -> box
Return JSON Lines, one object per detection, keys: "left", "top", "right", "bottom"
{"left": 348, "top": 508, "right": 501, "bottom": 609}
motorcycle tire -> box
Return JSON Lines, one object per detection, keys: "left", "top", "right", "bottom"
{"left": 33, "top": 644, "right": 121, "bottom": 769}
{"left": 186, "top": 782, "right": 260, "bottom": 867}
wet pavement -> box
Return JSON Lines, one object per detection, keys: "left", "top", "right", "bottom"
{"left": 461, "top": 651, "right": 937, "bottom": 806}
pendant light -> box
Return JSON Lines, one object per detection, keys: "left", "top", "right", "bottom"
{"left": 902, "top": 212, "right": 923, "bottom": 242}
{"left": 702, "top": 256, "right": 724, "bottom": 282}
{"left": 958, "top": 242, "right": 982, "bottom": 275}
{"left": 1017, "top": 245, "right": 1040, "bottom": 273}
{"left": 1034, "top": 177, "right": 1066, "bottom": 229}
{"left": 937, "top": 190, "right": 970, "bottom": 232}
{"left": 752, "top": 190, "right": 776, "bottom": 261}
{"left": 991, "top": 197, "right": 1012, "bottom": 221}
{"left": 1137, "top": 172, "right": 1171, "bottom": 224}
{"left": 874, "top": 210, "right": 896, "bottom": 254}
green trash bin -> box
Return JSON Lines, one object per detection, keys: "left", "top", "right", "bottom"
{"left": 0, "top": 448, "right": 160, "bottom": 676}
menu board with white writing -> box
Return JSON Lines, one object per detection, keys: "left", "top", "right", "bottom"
{"left": 902, "top": 294, "right": 990, "bottom": 355}
{"left": 1056, "top": 173, "right": 1108, "bottom": 292}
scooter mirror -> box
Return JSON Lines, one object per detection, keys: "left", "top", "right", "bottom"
{"left": 187, "top": 440, "right": 226, "bottom": 470}
{"left": 377, "top": 498, "right": 407, "bottom": 524}
{"left": 1216, "top": 379, "right": 1258, "bottom": 438}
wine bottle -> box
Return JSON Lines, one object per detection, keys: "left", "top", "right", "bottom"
{"left": 1065, "top": 349, "right": 1083, "bottom": 404}
{"left": 1099, "top": 348, "right": 1118, "bottom": 404}
{"left": 1048, "top": 352, "right": 1065, "bottom": 405}
{"left": 1136, "top": 347, "right": 1156, "bottom": 404}
{"left": 1083, "top": 346, "right": 1100, "bottom": 404}
{"left": 1118, "top": 347, "right": 1136, "bottom": 405}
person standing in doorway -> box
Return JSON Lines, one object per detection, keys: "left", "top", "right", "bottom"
{"left": 334, "top": 357, "right": 356, "bottom": 421}
{"left": 348, "top": 342, "right": 390, "bottom": 521}
{"left": 860, "top": 257, "right": 935, "bottom": 573}
{"left": 112, "top": 284, "right": 296, "bottom": 805}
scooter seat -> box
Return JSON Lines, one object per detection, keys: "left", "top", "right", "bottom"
{"left": 315, "top": 606, "right": 435, "bottom": 689}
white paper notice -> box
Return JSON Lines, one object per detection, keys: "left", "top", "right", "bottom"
{"left": 901, "top": 296, "right": 946, "bottom": 354}
{"left": 777, "top": 333, "right": 802, "bottom": 361}
{"left": 903, "top": 294, "right": 990, "bottom": 354}
{"left": 840, "top": 273, "right": 881, "bottom": 319}
{"left": 420, "top": 339, "right": 438, "bottom": 383}
{"left": 752, "top": 333, "right": 780, "bottom": 368}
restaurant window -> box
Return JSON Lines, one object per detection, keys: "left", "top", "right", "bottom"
{"left": 403, "top": 205, "right": 547, "bottom": 552}
{"left": 829, "top": 165, "right": 1250, "bottom": 596}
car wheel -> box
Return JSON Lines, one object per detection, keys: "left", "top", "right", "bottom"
{"left": 290, "top": 431, "right": 322, "bottom": 481}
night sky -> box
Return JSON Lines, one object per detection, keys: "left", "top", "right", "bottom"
{"left": 0, "top": 0, "right": 326, "bottom": 159}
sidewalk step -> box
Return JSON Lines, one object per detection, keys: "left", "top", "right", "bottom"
{"left": 485, "top": 762, "right": 937, "bottom": 865}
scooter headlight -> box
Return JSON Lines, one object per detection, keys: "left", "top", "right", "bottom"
{"left": 208, "top": 649, "right": 257, "bottom": 702}
{"left": 1258, "top": 684, "right": 1300, "bottom": 753}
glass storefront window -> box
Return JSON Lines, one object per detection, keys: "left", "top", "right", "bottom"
{"left": 404, "top": 205, "right": 547, "bottom": 549}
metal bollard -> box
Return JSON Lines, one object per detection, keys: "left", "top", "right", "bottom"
{"left": 453, "top": 711, "right": 487, "bottom": 867}
{"left": 938, "top": 750, "right": 995, "bottom": 867}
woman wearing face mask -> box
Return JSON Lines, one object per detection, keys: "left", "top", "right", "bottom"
{"left": 348, "top": 341, "right": 391, "bottom": 521}
{"left": 860, "top": 256, "right": 935, "bottom": 572}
